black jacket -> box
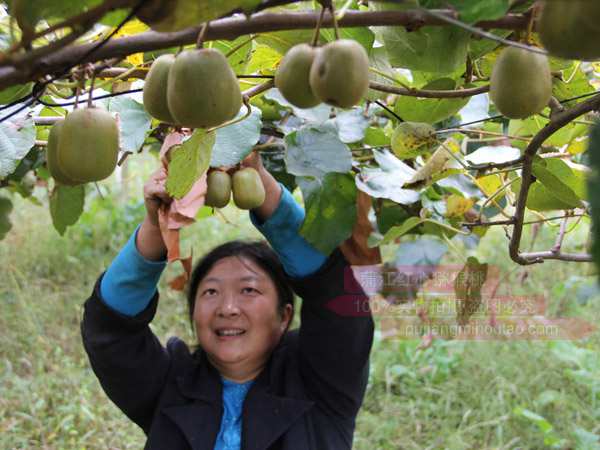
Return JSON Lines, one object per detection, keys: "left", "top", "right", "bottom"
{"left": 81, "top": 248, "right": 374, "bottom": 450}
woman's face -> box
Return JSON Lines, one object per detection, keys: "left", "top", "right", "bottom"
{"left": 193, "top": 256, "right": 293, "bottom": 381}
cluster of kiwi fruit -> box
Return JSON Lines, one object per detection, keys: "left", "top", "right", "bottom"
{"left": 205, "top": 168, "right": 265, "bottom": 210}
{"left": 143, "top": 48, "right": 242, "bottom": 128}
{"left": 274, "top": 39, "right": 370, "bottom": 109}
{"left": 47, "top": 108, "right": 120, "bottom": 186}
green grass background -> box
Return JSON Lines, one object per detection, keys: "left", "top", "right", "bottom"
{"left": 1, "top": 155, "right": 599, "bottom": 449}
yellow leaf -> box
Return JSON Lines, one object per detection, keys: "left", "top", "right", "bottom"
{"left": 114, "top": 19, "right": 149, "bottom": 37}
{"left": 113, "top": 19, "right": 148, "bottom": 67}
{"left": 126, "top": 53, "right": 144, "bottom": 66}
{"left": 446, "top": 194, "right": 475, "bottom": 218}
{"left": 475, "top": 174, "right": 503, "bottom": 197}
{"left": 567, "top": 137, "right": 588, "bottom": 155}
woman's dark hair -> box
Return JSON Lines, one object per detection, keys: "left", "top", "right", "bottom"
{"left": 187, "top": 240, "right": 295, "bottom": 334}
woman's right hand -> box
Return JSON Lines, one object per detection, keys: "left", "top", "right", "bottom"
{"left": 143, "top": 166, "right": 173, "bottom": 227}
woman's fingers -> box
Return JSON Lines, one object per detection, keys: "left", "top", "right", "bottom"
{"left": 143, "top": 167, "right": 173, "bottom": 226}
{"left": 241, "top": 150, "right": 264, "bottom": 171}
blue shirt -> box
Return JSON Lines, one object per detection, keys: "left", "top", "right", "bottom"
{"left": 214, "top": 377, "right": 254, "bottom": 450}
{"left": 99, "top": 183, "right": 326, "bottom": 450}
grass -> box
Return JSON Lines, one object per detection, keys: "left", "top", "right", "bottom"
{"left": 1, "top": 158, "right": 599, "bottom": 449}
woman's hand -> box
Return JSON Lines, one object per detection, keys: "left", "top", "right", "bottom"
{"left": 143, "top": 166, "right": 172, "bottom": 227}
{"left": 241, "top": 150, "right": 282, "bottom": 222}
{"left": 137, "top": 167, "right": 172, "bottom": 261}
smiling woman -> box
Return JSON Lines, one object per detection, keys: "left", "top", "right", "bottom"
{"left": 80, "top": 151, "right": 375, "bottom": 450}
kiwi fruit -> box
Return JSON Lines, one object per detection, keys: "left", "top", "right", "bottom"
{"left": 167, "top": 48, "right": 242, "bottom": 129}
{"left": 232, "top": 168, "right": 265, "bottom": 210}
{"left": 391, "top": 122, "right": 437, "bottom": 160}
{"left": 205, "top": 171, "right": 232, "bottom": 208}
{"left": 275, "top": 43, "right": 321, "bottom": 109}
{"left": 538, "top": 0, "right": 600, "bottom": 61}
{"left": 57, "top": 108, "right": 120, "bottom": 183}
{"left": 309, "top": 39, "right": 370, "bottom": 108}
{"left": 46, "top": 121, "right": 80, "bottom": 186}
{"left": 143, "top": 54, "right": 177, "bottom": 124}
{"left": 489, "top": 47, "right": 552, "bottom": 119}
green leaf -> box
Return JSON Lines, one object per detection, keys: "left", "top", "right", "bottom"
{"left": 532, "top": 158, "right": 586, "bottom": 206}
{"left": 298, "top": 173, "right": 357, "bottom": 255}
{"left": 265, "top": 88, "right": 331, "bottom": 123}
{"left": 370, "top": 2, "right": 470, "bottom": 73}
{"left": 332, "top": 109, "right": 369, "bottom": 144}
{"left": 284, "top": 123, "right": 353, "bottom": 179}
{"left": 147, "top": 0, "right": 262, "bottom": 32}
{"left": 394, "top": 236, "right": 448, "bottom": 266}
{"left": 257, "top": 25, "right": 373, "bottom": 56}
{"left": 509, "top": 117, "right": 587, "bottom": 149}
{"left": 49, "top": 184, "right": 85, "bottom": 236}
{"left": 465, "top": 145, "right": 521, "bottom": 165}
{"left": 0, "top": 83, "right": 33, "bottom": 105}
{"left": 376, "top": 200, "right": 413, "bottom": 234}
{"left": 366, "top": 46, "right": 395, "bottom": 101}
{"left": 211, "top": 106, "right": 262, "bottom": 167}
{"left": 246, "top": 45, "right": 281, "bottom": 74}
{"left": 518, "top": 180, "right": 577, "bottom": 212}
{"left": 394, "top": 78, "right": 471, "bottom": 124}
{"left": 212, "top": 36, "right": 254, "bottom": 74}
{"left": 438, "top": 0, "right": 510, "bottom": 23}
{"left": 103, "top": 97, "right": 151, "bottom": 152}
{"left": 0, "top": 117, "right": 36, "bottom": 178}
{"left": 363, "top": 126, "right": 390, "bottom": 147}
{"left": 552, "top": 64, "right": 595, "bottom": 104}
{"left": 166, "top": 129, "right": 215, "bottom": 199}
{"left": 356, "top": 149, "right": 420, "bottom": 205}
{"left": 11, "top": 0, "right": 102, "bottom": 32}
{"left": 379, "top": 216, "right": 423, "bottom": 245}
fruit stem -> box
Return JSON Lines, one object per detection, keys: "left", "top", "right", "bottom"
{"left": 329, "top": 4, "right": 341, "bottom": 40}
{"left": 311, "top": 6, "right": 326, "bottom": 47}
{"left": 87, "top": 71, "right": 96, "bottom": 108}
{"left": 196, "top": 22, "right": 210, "bottom": 49}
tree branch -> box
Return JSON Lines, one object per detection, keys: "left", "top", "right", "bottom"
{"left": 509, "top": 93, "right": 600, "bottom": 265}
{"left": 369, "top": 81, "right": 490, "bottom": 98}
{"left": 0, "top": 10, "right": 530, "bottom": 91}
{"left": 515, "top": 251, "right": 592, "bottom": 263}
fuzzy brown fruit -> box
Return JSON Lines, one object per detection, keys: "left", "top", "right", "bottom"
{"left": 57, "top": 108, "right": 120, "bottom": 183}
{"left": 46, "top": 121, "right": 80, "bottom": 186}
{"left": 275, "top": 44, "right": 321, "bottom": 109}
{"left": 205, "top": 171, "right": 232, "bottom": 208}
{"left": 143, "top": 54, "right": 177, "bottom": 124}
{"left": 167, "top": 48, "right": 242, "bottom": 129}
{"left": 232, "top": 168, "right": 265, "bottom": 210}
{"left": 309, "top": 39, "right": 370, "bottom": 108}
{"left": 538, "top": 0, "right": 600, "bottom": 61}
{"left": 489, "top": 47, "right": 552, "bottom": 119}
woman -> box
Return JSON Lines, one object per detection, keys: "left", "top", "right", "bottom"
{"left": 80, "top": 154, "right": 375, "bottom": 450}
